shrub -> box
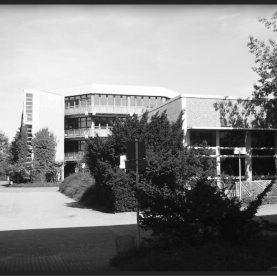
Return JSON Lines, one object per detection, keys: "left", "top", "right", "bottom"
{"left": 59, "top": 172, "right": 96, "bottom": 202}
{"left": 136, "top": 178, "right": 277, "bottom": 246}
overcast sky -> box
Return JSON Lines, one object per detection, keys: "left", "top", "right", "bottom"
{"left": 1, "top": 5, "right": 277, "bottom": 141}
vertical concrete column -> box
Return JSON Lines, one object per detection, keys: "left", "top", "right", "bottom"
{"left": 91, "top": 116, "right": 95, "bottom": 138}
{"left": 185, "top": 129, "right": 190, "bottom": 147}
{"left": 216, "top": 130, "right": 221, "bottom": 176}
{"left": 61, "top": 164, "right": 64, "bottom": 181}
{"left": 245, "top": 130, "right": 252, "bottom": 181}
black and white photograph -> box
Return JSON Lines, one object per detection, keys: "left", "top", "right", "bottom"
{"left": 0, "top": 4, "right": 277, "bottom": 273}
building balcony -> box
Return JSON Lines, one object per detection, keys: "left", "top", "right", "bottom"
{"left": 65, "top": 106, "right": 91, "bottom": 116}
{"left": 65, "top": 105, "right": 148, "bottom": 116}
{"left": 64, "top": 151, "right": 84, "bottom": 161}
{"left": 65, "top": 128, "right": 92, "bottom": 138}
{"left": 94, "top": 128, "right": 112, "bottom": 137}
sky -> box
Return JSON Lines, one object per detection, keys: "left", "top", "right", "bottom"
{"left": 0, "top": 4, "right": 277, "bottom": 142}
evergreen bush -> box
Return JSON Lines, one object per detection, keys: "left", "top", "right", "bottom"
{"left": 59, "top": 172, "right": 96, "bottom": 202}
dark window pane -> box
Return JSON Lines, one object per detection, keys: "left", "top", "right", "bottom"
{"left": 221, "top": 157, "right": 245, "bottom": 176}
{"left": 252, "top": 149, "right": 275, "bottom": 156}
{"left": 95, "top": 117, "right": 99, "bottom": 127}
{"left": 69, "top": 100, "right": 74, "bottom": 107}
{"left": 190, "top": 130, "right": 216, "bottom": 147}
{"left": 220, "top": 131, "right": 245, "bottom": 147}
{"left": 220, "top": 149, "right": 234, "bottom": 155}
{"left": 252, "top": 157, "right": 276, "bottom": 176}
{"left": 251, "top": 131, "right": 275, "bottom": 148}
{"left": 100, "top": 117, "right": 107, "bottom": 129}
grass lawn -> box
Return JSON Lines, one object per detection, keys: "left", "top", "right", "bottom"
{"left": 111, "top": 235, "right": 277, "bottom": 271}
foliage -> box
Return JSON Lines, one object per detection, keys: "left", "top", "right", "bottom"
{"left": 84, "top": 110, "right": 217, "bottom": 213}
{"left": 8, "top": 126, "right": 31, "bottom": 183}
{"left": 31, "top": 128, "right": 60, "bottom": 182}
{"left": 136, "top": 178, "right": 277, "bottom": 246}
{"left": 111, "top": 235, "right": 277, "bottom": 271}
{"left": 59, "top": 172, "right": 96, "bottom": 202}
{"left": 0, "top": 131, "right": 9, "bottom": 178}
{"left": 214, "top": 11, "right": 277, "bottom": 129}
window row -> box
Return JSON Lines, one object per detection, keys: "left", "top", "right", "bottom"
{"left": 221, "top": 157, "right": 276, "bottom": 176}
{"left": 65, "top": 140, "right": 85, "bottom": 152}
{"left": 190, "top": 130, "right": 275, "bottom": 148}
{"left": 65, "top": 117, "right": 92, "bottom": 130}
{"left": 65, "top": 95, "right": 91, "bottom": 109}
{"left": 94, "top": 117, "right": 115, "bottom": 129}
{"left": 65, "top": 94, "right": 167, "bottom": 109}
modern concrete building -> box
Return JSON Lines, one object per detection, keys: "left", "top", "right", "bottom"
{"left": 21, "top": 84, "right": 277, "bottom": 181}
{"left": 22, "top": 84, "right": 179, "bottom": 178}
{"left": 146, "top": 93, "right": 277, "bottom": 181}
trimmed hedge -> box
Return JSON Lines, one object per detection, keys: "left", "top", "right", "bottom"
{"left": 59, "top": 172, "right": 96, "bottom": 202}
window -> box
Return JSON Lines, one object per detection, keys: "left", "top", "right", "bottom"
{"left": 136, "top": 96, "right": 142, "bottom": 106}
{"left": 220, "top": 131, "right": 245, "bottom": 147}
{"left": 69, "top": 97, "right": 74, "bottom": 108}
{"left": 130, "top": 96, "right": 135, "bottom": 106}
{"left": 95, "top": 117, "right": 100, "bottom": 128}
{"left": 108, "top": 118, "right": 115, "bottom": 129}
{"left": 108, "top": 95, "right": 114, "bottom": 105}
{"left": 157, "top": 97, "right": 162, "bottom": 106}
{"left": 25, "top": 93, "right": 33, "bottom": 121}
{"left": 100, "top": 95, "right": 107, "bottom": 106}
{"left": 150, "top": 97, "right": 156, "bottom": 108}
{"left": 100, "top": 117, "right": 107, "bottom": 129}
{"left": 143, "top": 97, "right": 149, "bottom": 108}
{"left": 221, "top": 157, "right": 245, "bottom": 176}
{"left": 252, "top": 157, "right": 275, "bottom": 176}
{"left": 122, "top": 96, "right": 127, "bottom": 106}
{"left": 251, "top": 131, "right": 274, "bottom": 148}
{"left": 75, "top": 96, "right": 80, "bottom": 107}
{"left": 65, "top": 98, "right": 69, "bottom": 109}
{"left": 94, "top": 95, "right": 100, "bottom": 106}
{"left": 65, "top": 117, "right": 91, "bottom": 129}
{"left": 115, "top": 95, "right": 121, "bottom": 106}
{"left": 81, "top": 95, "right": 87, "bottom": 106}
{"left": 190, "top": 130, "right": 216, "bottom": 147}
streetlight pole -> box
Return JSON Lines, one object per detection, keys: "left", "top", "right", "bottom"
{"left": 135, "top": 139, "right": 141, "bottom": 247}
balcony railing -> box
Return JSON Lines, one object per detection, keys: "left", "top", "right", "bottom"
{"left": 64, "top": 151, "right": 84, "bottom": 161}
{"left": 65, "top": 105, "right": 148, "bottom": 116}
{"left": 65, "top": 105, "right": 91, "bottom": 116}
{"left": 94, "top": 128, "right": 112, "bottom": 137}
{"left": 65, "top": 128, "right": 92, "bottom": 138}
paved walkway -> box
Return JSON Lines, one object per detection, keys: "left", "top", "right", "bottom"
{"left": 0, "top": 181, "right": 276, "bottom": 273}
{"left": 0, "top": 181, "right": 149, "bottom": 273}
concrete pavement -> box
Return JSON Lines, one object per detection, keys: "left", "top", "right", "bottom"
{"left": 0, "top": 180, "right": 277, "bottom": 273}
{"left": 0, "top": 181, "right": 149, "bottom": 273}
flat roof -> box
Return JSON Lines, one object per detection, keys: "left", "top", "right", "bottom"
{"left": 49, "top": 84, "right": 180, "bottom": 98}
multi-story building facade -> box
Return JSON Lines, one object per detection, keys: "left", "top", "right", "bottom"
{"left": 22, "top": 84, "right": 179, "bottom": 178}
{"left": 21, "top": 84, "right": 277, "bottom": 181}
